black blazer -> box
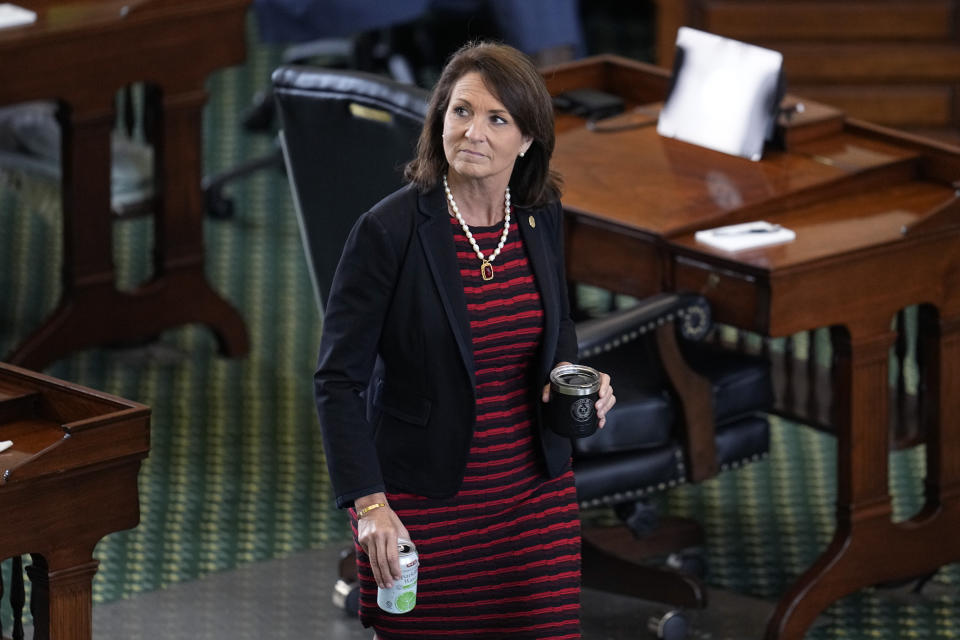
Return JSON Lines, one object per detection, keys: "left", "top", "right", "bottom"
{"left": 314, "top": 183, "right": 578, "bottom": 508}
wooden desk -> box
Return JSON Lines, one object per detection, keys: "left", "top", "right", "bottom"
{"left": 0, "top": 0, "right": 251, "bottom": 371}
{"left": 0, "top": 362, "right": 150, "bottom": 640}
{"left": 545, "top": 56, "right": 960, "bottom": 639}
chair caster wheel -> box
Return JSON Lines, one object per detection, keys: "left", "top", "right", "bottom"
{"left": 647, "top": 610, "right": 688, "bottom": 640}
{"left": 338, "top": 547, "right": 358, "bottom": 582}
{"left": 332, "top": 578, "right": 361, "bottom": 618}
{"left": 666, "top": 550, "right": 707, "bottom": 579}
{"left": 205, "top": 188, "right": 235, "bottom": 219}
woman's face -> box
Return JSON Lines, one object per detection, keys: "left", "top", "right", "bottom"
{"left": 442, "top": 72, "right": 532, "bottom": 185}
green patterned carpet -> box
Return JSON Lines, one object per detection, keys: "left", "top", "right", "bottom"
{"left": 1, "top": 11, "right": 958, "bottom": 639}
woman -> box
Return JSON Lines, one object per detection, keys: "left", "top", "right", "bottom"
{"left": 315, "top": 41, "right": 615, "bottom": 638}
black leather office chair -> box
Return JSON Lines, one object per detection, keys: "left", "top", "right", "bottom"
{"left": 203, "top": 7, "right": 427, "bottom": 220}
{"left": 272, "top": 66, "right": 430, "bottom": 309}
{"left": 273, "top": 65, "right": 773, "bottom": 639}
{"left": 573, "top": 294, "right": 771, "bottom": 637}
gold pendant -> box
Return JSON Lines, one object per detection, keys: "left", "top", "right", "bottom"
{"left": 480, "top": 260, "right": 494, "bottom": 281}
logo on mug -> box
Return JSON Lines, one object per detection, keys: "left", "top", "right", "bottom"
{"left": 571, "top": 398, "right": 594, "bottom": 423}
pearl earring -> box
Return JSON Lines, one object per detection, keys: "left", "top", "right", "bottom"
{"left": 519, "top": 150, "right": 525, "bottom": 158}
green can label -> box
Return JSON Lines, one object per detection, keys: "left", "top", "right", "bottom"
{"left": 377, "top": 539, "right": 419, "bottom": 614}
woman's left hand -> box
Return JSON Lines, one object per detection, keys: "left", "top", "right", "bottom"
{"left": 593, "top": 371, "right": 615, "bottom": 429}
{"left": 542, "top": 363, "right": 616, "bottom": 429}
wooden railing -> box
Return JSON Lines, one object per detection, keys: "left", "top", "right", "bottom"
{"left": 574, "top": 286, "right": 931, "bottom": 450}
{"left": 1, "top": 555, "right": 53, "bottom": 640}
{"left": 2, "top": 556, "right": 26, "bottom": 640}
{"left": 0, "top": 553, "right": 50, "bottom": 640}
{"left": 710, "top": 304, "right": 932, "bottom": 450}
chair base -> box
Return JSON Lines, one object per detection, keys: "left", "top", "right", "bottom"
{"left": 581, "top": 517, "right": 708, "bottom": 610}
{"left": 202, "top": 145, "right": 284, "bottom": 219}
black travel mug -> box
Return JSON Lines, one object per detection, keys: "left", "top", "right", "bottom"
{"left": 548, "top": 364, "right": 602, "bottom": 438}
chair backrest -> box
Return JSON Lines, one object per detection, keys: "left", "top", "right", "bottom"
{"left": 272, "top": 66, "right": 430, "bottom": 310}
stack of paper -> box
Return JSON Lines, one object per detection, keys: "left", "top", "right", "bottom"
{"left": 0, "top": 3, "right": 36, "bottom": 29}
{"left": 695, "top": 221, "right": 795, "bottom": 252}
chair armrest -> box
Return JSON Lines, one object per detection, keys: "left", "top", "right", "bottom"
{"left": 576, "top": 292, "right": 711, "bottom": 359}
{"left": 654, "top": 323, "right": 717, "bottom": 482}
{"left": 576, "top": 292, "right": 719, "bottom": 483}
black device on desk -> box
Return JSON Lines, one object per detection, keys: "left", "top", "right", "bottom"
{"left": 553, "top": 88, "right": 625, "bottom": 120}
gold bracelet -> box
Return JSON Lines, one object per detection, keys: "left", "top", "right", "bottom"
{"left": 356, "top": 502, "right": 387, "bottom": 518}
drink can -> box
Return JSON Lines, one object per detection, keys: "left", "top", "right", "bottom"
{"left": 377, "top": 539, "right": 419, "bottom": 614}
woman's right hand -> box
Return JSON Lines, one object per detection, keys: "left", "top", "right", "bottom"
{"left": 355, "top": 493, "right": 410, "bottom": 589}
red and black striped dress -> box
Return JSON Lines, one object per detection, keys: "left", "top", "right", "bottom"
{"left": 352, "top": 216, "right": 581, "bottom": 639}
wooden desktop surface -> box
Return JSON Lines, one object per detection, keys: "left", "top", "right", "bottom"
{"left": 545, "top": 56, "right": 960, "bottom": 639}
{"left": 0, "top": 0, "right": 251, "bottom": 371}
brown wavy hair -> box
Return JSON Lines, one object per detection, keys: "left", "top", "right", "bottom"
{"left": 405, "top": 41, "right": 562, "bottom": 207}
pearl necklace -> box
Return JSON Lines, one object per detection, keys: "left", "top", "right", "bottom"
{"left": 443, "top": 175, "right": 511, "bottom": 281}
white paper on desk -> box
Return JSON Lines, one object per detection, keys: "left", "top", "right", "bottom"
{"left": 695, "top": 221, "right": 795, "bottom": 251}
{"left": 0, "top": 3, "right": 37, "bottom": 29}
{"left": 0, "top": 440, "right": 13, "bottom": 454}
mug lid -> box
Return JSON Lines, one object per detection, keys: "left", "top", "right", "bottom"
{"left": 550, "top": 364, "right": 602, "bottom": 396}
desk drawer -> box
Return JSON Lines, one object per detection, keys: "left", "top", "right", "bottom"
{"left": 565, "top": 219, "right": 662, "bottom": 298}
{"left": 673, "top": 256, "right": 768, "bottom": 332}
